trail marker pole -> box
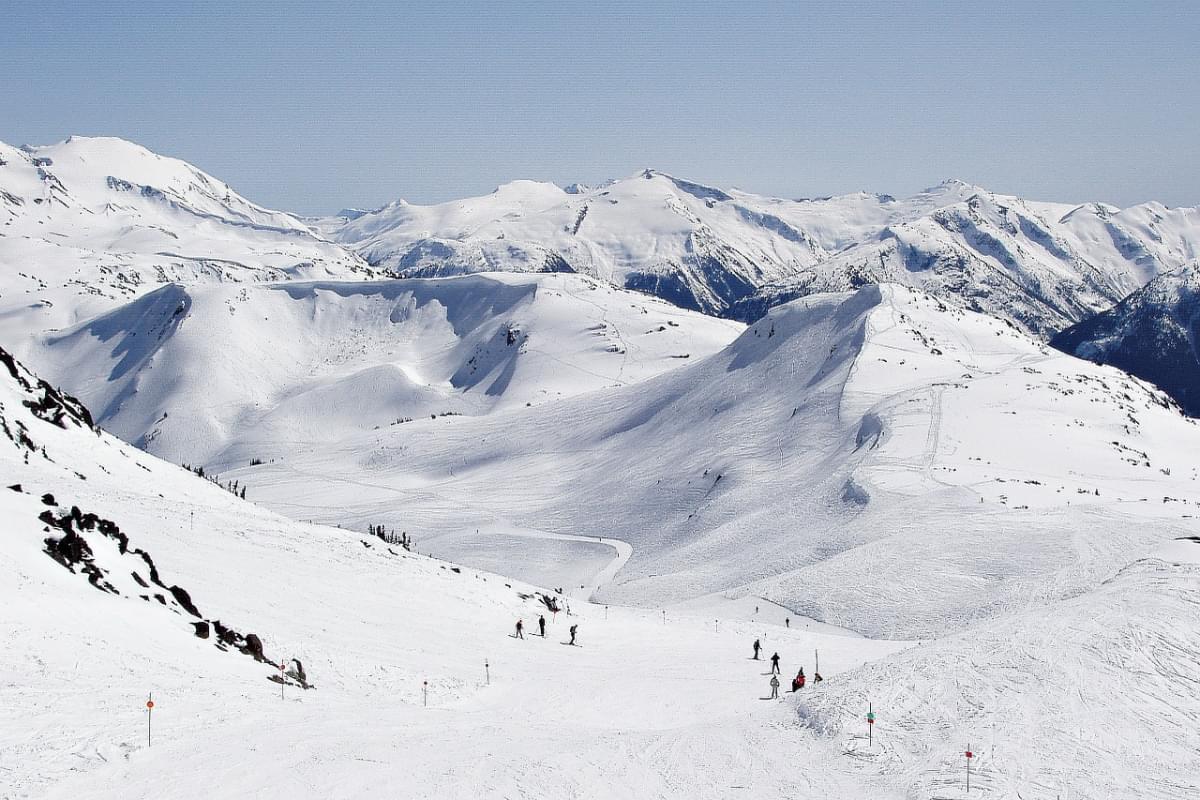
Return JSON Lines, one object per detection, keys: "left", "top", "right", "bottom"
{"left": 815, "top": 649, "right": 819, "bottom": 674}
{"left": 867, "top": 703, "right": 874, "bottom": 747}
{"left": 146, "top": 694, "right": 154, "bottom": 746}
{"left": 485, "top": 660, "right": 490, "bottom": 685}
{"left": 423, "top": 680, "right": 428, "bottom": 707}
{"left": 966, "top": 745, "right": 974, "bottom": 792}
{"left": 280, "top": 662, "right": 285, "bottom": 700}
{"left": 662, "top": 610, "right": 666, "bottom": 625}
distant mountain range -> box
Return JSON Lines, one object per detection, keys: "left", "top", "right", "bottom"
{"left": 330, "top": 170, "right": 1200, "bottom": 337}
{"left": 5, "top": 136, "right": 1200, "bottom": 414}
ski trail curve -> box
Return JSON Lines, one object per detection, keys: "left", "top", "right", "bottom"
{"left": 491, "top": 525, "right": 632, "bottom": 601}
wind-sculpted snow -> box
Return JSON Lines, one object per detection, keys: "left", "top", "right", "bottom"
{"left": 31, "top": 273, "right": 743, "bottom": 465}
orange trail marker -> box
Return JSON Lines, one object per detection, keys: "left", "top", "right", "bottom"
{"left": 146, "top": 693, "right": 154, "bottom": 746}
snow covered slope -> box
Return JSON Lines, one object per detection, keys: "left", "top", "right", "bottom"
{"left": 335, "top": 173, "right": 1200, "bottom": 335}
{"left": 29, "top": 272, "right": 742, "bottom": 465}
{"left": 7, "top": 342, "right": 1199, "bottom": 800}
{"left": 1053, "top": 261, "right": 1200, "bottom": 415}
{"left": 800, "top": 535, "right": 1200, "bottom": 799}
{"left": 228, "top": 284, "right": 1200, "bottom": 639}
{"left": 0, "top": 136, "right": 371, "bottom": 343}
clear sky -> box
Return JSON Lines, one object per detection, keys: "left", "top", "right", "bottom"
{"left": 3, "top": 0, "right": 1198, "bottom": 213}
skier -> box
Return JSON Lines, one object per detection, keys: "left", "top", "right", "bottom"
{"left": 515, "top": 619, "right": 524, "bottom": 639}
{"left": 769, "top": 674, "right": 780, "bottom": 699}
{"left": 569, "top": 624, "right": 578, "bottom": 645}
{"left": 791, "top": 668, "right": 806, "bottom": 692}
{"left": 752, "top": 639, "right": 762, "bottom": 660}
{"left": 813, "top": 671, "right": 823, "bottom": 684}
{"left": 538, "top": 615, "right": 547, "bottom": 637}
{"left": 785, "top": 617, "right": 790, "bottom": 629}
{"left": 770, "top": 652, "right": 781, "bottom": 674}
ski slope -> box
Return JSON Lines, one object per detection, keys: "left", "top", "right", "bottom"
{"left": 5, "top": 333, "right": 1200, "bottom": 799}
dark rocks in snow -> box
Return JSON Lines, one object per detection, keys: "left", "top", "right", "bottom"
{"left": 0, "top": 346, "right": 95, "bottom": 431}
{"left": 168, "top": 584, "right": 202, "bottom": 618}
{"left": 35, "top": 495, "right": 311, "bottom": 687}
{"left": 242, "top": 632, "right": 266, "bottom": 662}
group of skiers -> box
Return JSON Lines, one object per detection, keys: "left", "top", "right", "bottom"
{"left": 512, "top": 614, "right": 824, "bottom": 697}
{"left": 514, "top": 615, "right": 578, "bottom": 645}
{"left": 755, "top": 637, "right": 822, "bottom": 699}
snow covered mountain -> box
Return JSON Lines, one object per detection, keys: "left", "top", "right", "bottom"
{"left": 334, "top": 172, "right": 1200, "bottom": 336}
{"left": 0, "top": 136, "right": 371, "bottom": 343}
{"left": 214, "top": 283, "right": 1200, "bottom": 639}
{"left": 1052, "top": 261, "right": 1200, "bottom": 415}
{"left": 28, "top": 272, "right": 742, "bottom": 465}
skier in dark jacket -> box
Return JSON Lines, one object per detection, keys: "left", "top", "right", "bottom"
{"left": 770, "top": 652, "right": 781, "bottom": 674}
{"left": 515, "top": 619, "right": 524, "bottom": 639}
{"left": 752, "top": 639, "right": 761, "bottom": 660}
{"left": 538, "top": 615, "right": 546, "bottom": 637}
{"left": 569, "top": 624, "right": 577, "bottom": 645}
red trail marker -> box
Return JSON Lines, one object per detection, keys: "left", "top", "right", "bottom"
{"left": 145, "top": 694, "right": 154, "bottom": 746}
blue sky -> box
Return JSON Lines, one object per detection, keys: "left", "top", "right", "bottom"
{"left": 3, "top": 1, "right": 1197, "bottom": 213}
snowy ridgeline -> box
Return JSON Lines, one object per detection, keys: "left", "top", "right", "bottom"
{"left": 0, "top": 136, "right": 371, "bottom": 344}
{"left": 4, "top": 341, "right": 1199, "bottom": 799}
{"left": 331, "top": 169, "right": 1200, "bottom": 336}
